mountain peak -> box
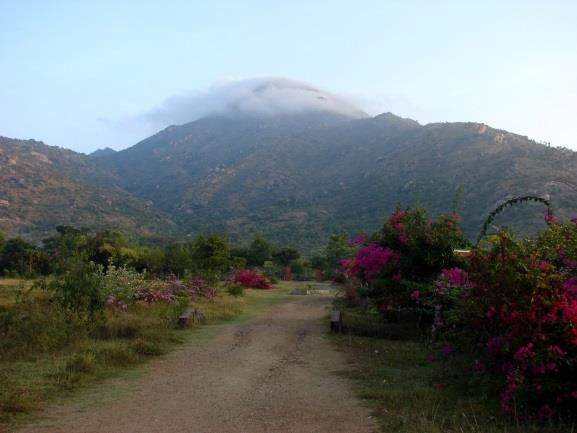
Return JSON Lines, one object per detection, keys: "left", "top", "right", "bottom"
{"left": 372, "top": 112, "right": 421, "bottom": 128}
{"left": 205, "top": 77, "right": 370, "bottom": 120}
{"left": 89, "top": 147, "right": 117, "bottom": 158}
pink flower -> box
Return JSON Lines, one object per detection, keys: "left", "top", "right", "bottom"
{"left": 562, "top": 278, "right": 577, "bottom": 297}
{"left": 547, "top": 345, "right": 567, "bottom": 358}
{"left": 410, "top": 290, "right": 420, "bottom": 300}
{"left": 399, "top": 232, "right": 410, "bottom": 245}
{"left": 352, "top": 244, "right": 399, "bottom": 279}
{"left": 544, "top": 208, "right": 558, "bottom": 225}
{"left": 514, "top": 343, "right": 536, "bottom": 362}
{"left": 442, "top": 267, "right": 470, "bottom": 286}
{"left": 350, "top": 232, "right": 368, "bottom": 246}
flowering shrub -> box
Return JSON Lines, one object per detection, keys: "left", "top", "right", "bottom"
{"left": 342, "top": 207, "right": 467, "bottom": 308}
{"left": 104, "top": 273, "right": 217, "bottom": 310}
{"left": 428, "top": 267, "right": 472, "bottom": 334}
{"left": 185, "top": 276, "right": 217, "bottom": 300}
{"left": 101, "top": 262, "right": 146, "bottom": 309}
{"left": 449, "top": 220, "right": 577, "bottom": 420}
{"left": 341, "top": 205, "right": 577, "bottom": 421}
{"left": 228, "top": 268, "right": 271, "bottom": 289}
{"left": 134, "top": 281, "right": 177, "bottom": 304}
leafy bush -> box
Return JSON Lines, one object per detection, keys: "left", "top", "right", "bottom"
{"left": 100, "top": 261, "right": 147, "bottom": 310}
{"left": 342, "top": 207, "right": 467, "bottom": 309}
{"left": 227, "top": 268, "right": 271, "bottom": 289}
{"left": 226, "top": 283, "right": 245, "bottom": 297}
{"left": 445, "top": 222, "right": 577, "bottom": 420}
{"left": 42, "top": 259, "right": 106, "bottom": 321}
{"left": 134, "top": 280, "right": 177, "bottom": 304}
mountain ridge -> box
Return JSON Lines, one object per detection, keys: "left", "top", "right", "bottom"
{"left": 2, "top": 110, "right": 576, "bottom": 250}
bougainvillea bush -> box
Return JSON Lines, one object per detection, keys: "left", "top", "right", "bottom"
{"left": 342, "top": 207, "right": 467, "bottom": 309}
{"left": 105, "top": 274, "right": 217, "bottom": 311}
{"left": 448, "top": 220, "right": 577, "bottom": 420}
{"left": 228, "top": 268, "right": 271, "bottom": 289}
{"left": 340, "top": 206, "right": 577, "bottom": 421}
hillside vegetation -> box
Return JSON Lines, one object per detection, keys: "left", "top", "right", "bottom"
{"left": 98, "top": 112, "right": 577, "bottom": 249}
{"left": 0, "top": 137, "right": 176, "bottom": 242}
{"left": 3, "top": 110, "right": 577, "bottom": 250}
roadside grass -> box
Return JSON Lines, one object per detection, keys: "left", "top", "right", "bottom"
{"left": 331, "top": 333, "right": 575, "bottom": 433}
{"left": 0, "top": 282, "right": 295, "bottom": 431}
{"left": 0, "top": 278, "right": 33, "bottom": 306}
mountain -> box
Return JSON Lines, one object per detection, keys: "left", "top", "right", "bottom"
{"left": 96, "top": 111, "right": 577, "bottom": 250}
{"left": 0, "top": 137, "right": 176, "bottom": 242}
{"left": 89, "top": 147, "right": 117, "bottom": 158}
{"left": 5, "top": 77, "right": 577, "bottom": 251}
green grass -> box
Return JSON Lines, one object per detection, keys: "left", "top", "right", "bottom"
{"left": 0, "top": 282, "right": 294, "bottom": 431}
{"left": 331, "top": 333, "right": 575, "bottom": 433}
{"left": 0, "top": 278, "right": 33, "bottom": 306}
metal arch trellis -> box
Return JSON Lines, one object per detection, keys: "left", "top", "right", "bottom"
{"left": 475, "top": 195, "right": 552, "bottom": 246}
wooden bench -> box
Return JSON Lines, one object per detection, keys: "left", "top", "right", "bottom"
{"left": 178, "top": 307, "right": 205, "bottom": 327}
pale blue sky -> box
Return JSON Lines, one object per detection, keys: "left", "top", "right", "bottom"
{"left": 1, "top": 0, "right": 576, "bottom": 153}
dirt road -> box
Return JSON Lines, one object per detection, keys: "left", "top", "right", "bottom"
{"left": 15, "top": 295, "right": 376, "bottom": 433}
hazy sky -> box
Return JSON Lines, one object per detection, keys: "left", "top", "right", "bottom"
{"left": 1, "top": 0, "right": 576, "bottom": 153}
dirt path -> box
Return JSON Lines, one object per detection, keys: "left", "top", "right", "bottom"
{"left": 15, "top": 295, "right": 376, "bottom": 433}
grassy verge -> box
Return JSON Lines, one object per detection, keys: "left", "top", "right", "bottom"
{"left": 331, "top": 332, "right": 575, "bottom": 433}
{"left": 0, "top": 282, "right": 294, "bottom": 431}
{"left": 0, "top": 278, "right": 33, "bottom": 306}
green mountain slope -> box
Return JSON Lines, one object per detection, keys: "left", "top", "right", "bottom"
{"left": 0, "top": 137, "right": 176, "bottom": 241}
{"left": 97, "top": 112, "right": 577, "bottom": 250}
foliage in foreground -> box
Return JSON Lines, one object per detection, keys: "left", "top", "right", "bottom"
{"left": 0, "top": 277, "right": 270, "bottom": 427}
{"left": 342, "top": 206, "right": 577, "bottom": 421}
{"left": 332, "top": 333, "right": 574, "bottom": 433}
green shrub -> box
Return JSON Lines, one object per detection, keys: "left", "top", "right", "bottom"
{"left": 0, "top": 295, "right": 82, "bottom": 357}
{"left": 41, "top": 259, "right": 106, "bottom": 321}
{"left": 226, "top": 283, "right": 245, "bottom": 297}
{"left": 100, "top": 261, "right": 145, "bottom": 305}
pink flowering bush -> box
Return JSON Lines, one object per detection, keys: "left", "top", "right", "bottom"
{"left": 450, "top": 219, "right": 577, "bottom": 420}
{"left": 428, "top": 267, "right": 472, "bottom": 334}
{"left": 341, "top": 206, "right": 577, "bottom": 421}
{"left": 166, "top": 275, "right": 217, "bottom": 301}
{"left": 228, "top": 268, "right": 271, "bottom": 289}
{"left": 342, "top": 207, "right": 467, "bottom": 309}
{"left": 134, "top": 281, "right": 177, "bottom": 304}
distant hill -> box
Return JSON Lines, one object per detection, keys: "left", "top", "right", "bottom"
{"left": 0, "top": 137, "right": 176, "bottom": 242}
{"left": 95, "top": 111, "right": 577, "bottom": 250}
{"left": 89, "top": 147, "right": 117, "bottom": 158}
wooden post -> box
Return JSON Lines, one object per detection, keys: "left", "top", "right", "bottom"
{"left": 330, "top": 309, "right": 342, "bottom": 333}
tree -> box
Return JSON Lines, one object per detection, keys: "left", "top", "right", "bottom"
{"left": 272, "top": 247, "right": 300, "bottom": 267}
{"left": 191, "top": 233, "right": 230, "bottom": 281}
{"left": 0, "top": 238, "right": 48, "bottom": 276}
{"left": 86, "top": 231, "right": 137, "bottom": 267}
{"left": 289, "top": 257, "right": 310, "bottom": 277}
{"left": 324, "top": 234, "right": 355, "bottom": 277}
{"left": 247, "top": 234, "right": 274, "bottom": 267}
{"left": 42, "top": 226, "right": 90, "bottom": 272}
{"left": 163, "top": 242, "right": 191, "bottom": 276}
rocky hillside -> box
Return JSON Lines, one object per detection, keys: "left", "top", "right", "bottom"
{"left": 0, "top": 137, "right": 176, "bottom": 241}
{"left": 95, "top": 112, "right": 577, "bottom": 250}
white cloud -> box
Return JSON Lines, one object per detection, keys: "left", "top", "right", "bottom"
{"left": 139, "top": 77, "right": 369, "bottom": 128}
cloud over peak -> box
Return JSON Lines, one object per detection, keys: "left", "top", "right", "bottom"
{"left": 142, "top": 77, "right": 369, "bottom": 127}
